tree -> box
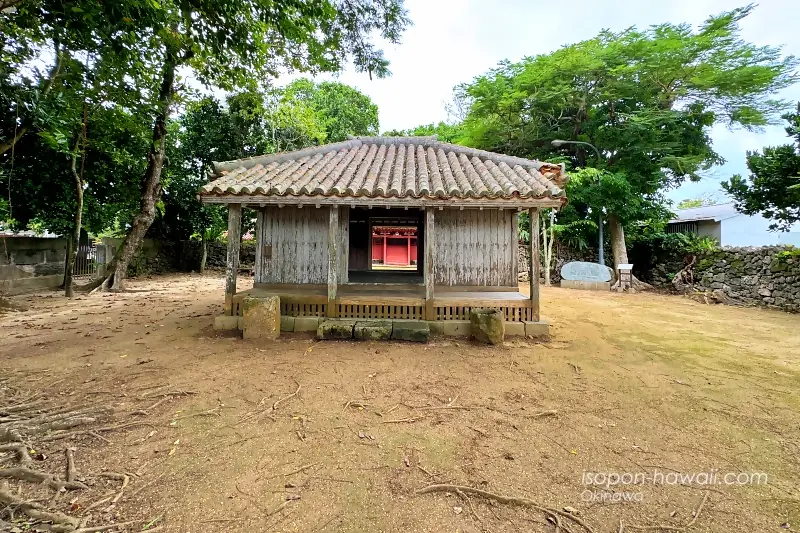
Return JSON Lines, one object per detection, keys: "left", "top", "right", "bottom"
{"left": 676, "top": 199, "right": 704, "bottom": 209}
{"left": 723, "top": 103, "right": 800, "bottom": 231}
{"left": 458, "top": 5, "right": 797, "bottom": 285}
{"left": 5, "top": 0, "right": 410, "bottom": 291}
{"left": 158, "top": 79, "right": 382, "bottom": 268}
{"left": 383, "top": 121, "right": 463, "bottom": 143}
{"left": 675, "top": 192, "right": 722, "bottom": 209}
{"left": 283, "top": 78, "right": 379, "bottom": 142}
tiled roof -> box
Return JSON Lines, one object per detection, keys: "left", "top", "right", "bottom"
{"left": 200, "top": 136, "right": 567, "bottom": 204}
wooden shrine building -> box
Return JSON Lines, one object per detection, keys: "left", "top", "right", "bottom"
{"left": 199, "top": 136, "right": 568, "bottom": 324}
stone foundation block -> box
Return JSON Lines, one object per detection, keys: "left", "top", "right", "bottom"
{"left": 524, "top": 320, "right": 550, "bottom": 339}
{"left": 504, "top": 321, "right": 525, "bottom": 336}
{"left": 294, "top": 316, "right": 321, "bottom": 332}
{"left": 354, "top": 320, "right": 393, "bottom": 340}
{"left": 391, "top": 320, "right": 430, "bottom": 342}
{"left": 560, "top": 279, "right": 611, "bottom": 291}
{"left": 242, "top": 295, "right": 281, "bottom": 340}
{"left": 213, "top": 315, "right": 240, "bottom": 331}
{"left": 317, "top": 319, "right": 356, "bottom": 340}
{"left": 280, "top": 316, "right": 296, "bottom": 332}
{"left": 429, "top": 320, "right": 471, "bottom": 336}
{"left": 470, "top": 308, "right": 505, "bottom": 344}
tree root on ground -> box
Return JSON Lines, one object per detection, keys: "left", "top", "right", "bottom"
{"left": 0, "top": 486, "right": 81, "bottom": 530}
{"left": 0, "top": 385, "right": 156, "bottom": 532}
{"left": 416, "top": 483, "right": 597, "bottom": 533}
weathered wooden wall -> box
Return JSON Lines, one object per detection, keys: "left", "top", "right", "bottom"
{"left": 253, "top": 206, "right": 515, "bottom": 287}
{"left": 433, "top": 209, "right": 517, "bottom": 286}
{"left": 255, "top": 206, "right": 349, "bottom": 284}
{"left": 255, "top": 207, "right": 329, "bottom": 284}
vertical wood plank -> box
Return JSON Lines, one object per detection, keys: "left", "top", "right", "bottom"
{"left": 529, "top": 207, "right": 540, "bottom": 322}
{"left": 340, "top": 206, "right": 349, "bottom": 284}
{"left": 224, "top": 203, "right": 242, "bottom": 315}
{"left": 511, "top": 211, "right": 519, "bottom": 286}
{"left": 424, "top": 207, "right": 435, "bottom": 320}
{"left": 328, "top": 206, "right": 339, "bottom": 317}
{"left": 254, "top": 207, "right": 265, "bottom": 284}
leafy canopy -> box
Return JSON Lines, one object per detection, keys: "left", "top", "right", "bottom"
{"left": 723, "top": 103, "right": 800, "bottom": 231}
{"left": 455, "top": 4, "right": 797, "bottom": 260}
{"left": 283, "top": 78, "right": 379, "bottom": 142}
{"left": 457, "top": 4, "right": 796, "bottom": 216}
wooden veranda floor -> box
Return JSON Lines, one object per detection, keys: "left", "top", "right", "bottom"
{"left": 231, "top": 284, "right": 535, "bottom": 322}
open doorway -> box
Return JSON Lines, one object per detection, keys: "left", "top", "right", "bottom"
{"left": 371, "top": 226, "right": 418, "bottom": 271}
{"left": 347, "top": 207, "right": 423, "bottom": 284}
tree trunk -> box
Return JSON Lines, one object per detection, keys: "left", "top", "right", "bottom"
{"left": 608, "top": 213, "right": 628, "bottom": 270}
{"left": 200, "top": 231, "right": 207, "bottom": 273}
{"left": 64, "top": 134, "right": 85, "bottom": 298}
{"left": 64, "top": 188, "right": 82, "bottom": 298}
{"left": 101, "top": 50, "right": 176, "bottom": 291}
{"left": 608, "top": 213, "right": 652, "bottom": 291}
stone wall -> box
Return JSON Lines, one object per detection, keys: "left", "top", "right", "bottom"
{"left": 695, "top": 247, "right": 800, "bottom": 312}
{"left": 106, "top": 239, "right": 257, "bottom": 277}
{"left": 0, "top": 236, "right": 66, "bottom": 294}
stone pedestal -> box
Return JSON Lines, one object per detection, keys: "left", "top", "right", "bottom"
{"left": 242, "top": 295, "right": 280, "bottom": 340}
{"left": 470, "top": 308, "right": 505, "bottom": 344}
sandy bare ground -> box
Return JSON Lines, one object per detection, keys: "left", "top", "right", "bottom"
{"left": 1, "top": 273, "right": 799, "bottom": 533}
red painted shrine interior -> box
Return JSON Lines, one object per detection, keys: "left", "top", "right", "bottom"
{"left": 371, "top": 226, "right": 418, "bottom": 269}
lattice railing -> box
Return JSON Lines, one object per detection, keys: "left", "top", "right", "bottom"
{"left": 434, "top": 306, "right": 533, "bottom": 322}
{"left": 337, "top": 304, "right": 424, "bottom": 320}
{"left": 281, "top": 303, "right": 327, "bottom": 317}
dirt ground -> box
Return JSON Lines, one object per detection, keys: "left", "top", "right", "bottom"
{"left": 1, "top": 273, "right": 799, "bottom": 533}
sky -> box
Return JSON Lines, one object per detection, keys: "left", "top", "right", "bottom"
{"left": 294, "top": 0, "right": 800, "bottom": 205}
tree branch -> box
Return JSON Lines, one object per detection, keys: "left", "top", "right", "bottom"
{"left": 0, "top": 40, "right": 64, "bottom": 155}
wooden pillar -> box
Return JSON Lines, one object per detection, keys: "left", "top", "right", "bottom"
{"left": 382, "top": 235, "right": 387, "bottom": 265}
{"left": 224, "top": 203, "right": 242, "bottom": 316}
{"left": 424, "top": 208, "right": 435, "bottom": 320}
{"left": 327, "top": 205, "right": 339, "bottom": 318}
{"left": 406, "top": 235, "right": 411, "bottom": 266}
{"left": 529, "top": 207, "right": 540, "bottom": 322}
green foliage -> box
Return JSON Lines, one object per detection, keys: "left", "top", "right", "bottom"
{"left": 283, "top": 79, "right": 379, "bottom": 142}
{"left": 677, "top": 199, "right": 704, "bottom": 209}
{"left": 156, "top": 79, "right": 381, "bottom": 242}
{"left": 2, "top": 0, "right": 410, "bottom": 243}
{"left": 723, "top": 103, "right": 800, "bottom": 231}
{"left": 383, "top": 122, "right": 464, "bottom": 143}
{"left": 456, "top": 4, "right": 796, "bottom": 257}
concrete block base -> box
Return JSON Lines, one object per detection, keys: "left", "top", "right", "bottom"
{"left": 428, "top": 320, "right": 471, "bottom": 336}
{"left": 317, "top": 320, "right": 356, "bottom": 340}
{"left": 294, "top": 316, "right": 321, "bottom": 332}
{"left": 524, "top": 320, "right": 551, "bottom": 339}
{"left": 214, "top": 315, "right": 240, "bottom": 331}
{"left": 391, "top": 320, "right": 430, "bottom": 342}
{"left": 561, "top": 279, "right": 610, "bottom": 291}
{"left": 280, "top": 316, "right": 296, "bottom": 332}
{"left": 243, "top": 295, "right": 281, "bottom": 340}
{"left": 504, "top": 321, "right": 526, "bottom": 336}
{"left": 354, "top": 320, "right": 393, "bottom": 340}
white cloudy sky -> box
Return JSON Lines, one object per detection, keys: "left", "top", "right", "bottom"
{"left": 299, "top": 0, "right": 800, "bottom": 204}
